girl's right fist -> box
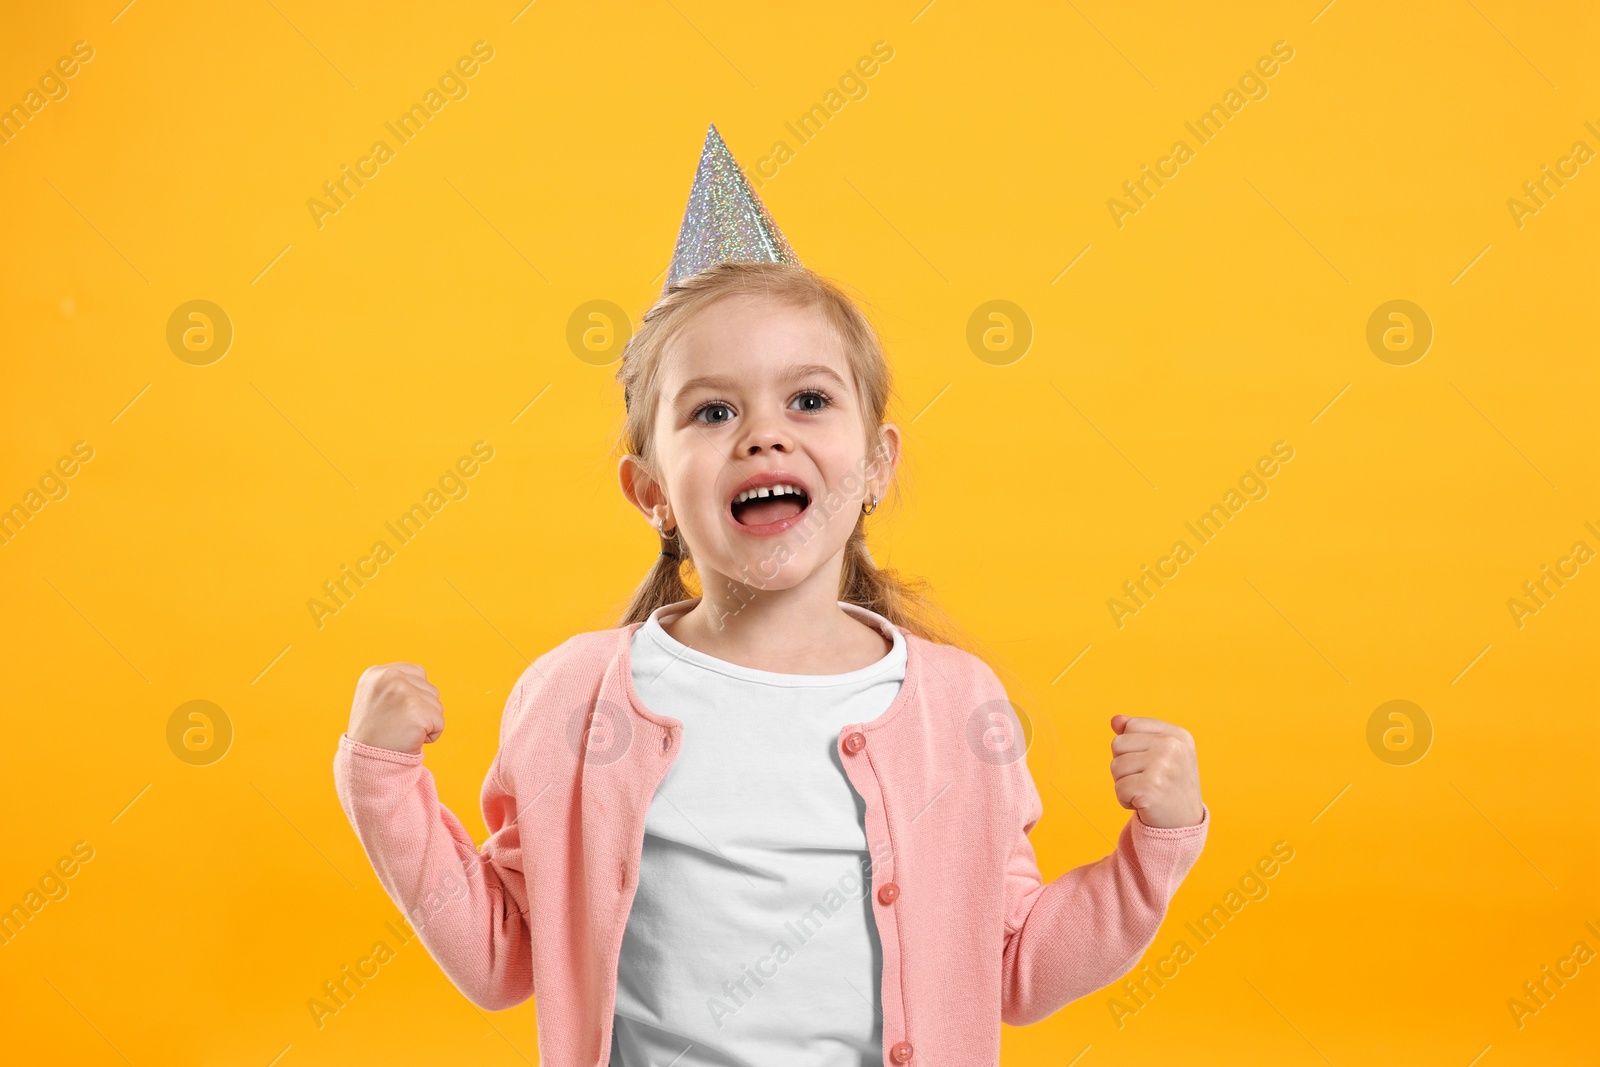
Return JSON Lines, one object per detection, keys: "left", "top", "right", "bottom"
{"left": 347, "top": 663, "right": 444, "bottom": 754}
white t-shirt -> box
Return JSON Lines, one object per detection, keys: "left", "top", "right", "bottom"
{"left": 611, "top": 598, "right": 907, "bottom": 1067}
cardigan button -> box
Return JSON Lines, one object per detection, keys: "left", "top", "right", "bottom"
{"left": 877, "top": 882, "right": 900, "bottom": 905}
{"left": 844, "top": 731, "right": 866, "bottom": 754}
{"left": 890, "top": 1041, "right": 913, "bottom": 1063}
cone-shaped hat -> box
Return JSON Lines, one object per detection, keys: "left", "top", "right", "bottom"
{"left": 663, "top": 123, "right": 800, "bottom": 293}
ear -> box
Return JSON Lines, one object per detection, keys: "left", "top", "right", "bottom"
{"left": 618, "top": 453, "right": 670, "bottom": 528}
{"left": 867, "top": 423, "right": 901, "bottom": 499}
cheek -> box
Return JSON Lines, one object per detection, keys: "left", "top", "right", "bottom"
{"left": 672, "top": 464, "right": 728, "bottom": 528}
{"left": 821, "top": 447, "right": 872, "bottom": 503}
{"left": 812, "top": 471, "right": 868, "bottom": 534}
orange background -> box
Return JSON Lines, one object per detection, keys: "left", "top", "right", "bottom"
{"left": 2, "top": 1, "right": 1597, "bottom": 1063}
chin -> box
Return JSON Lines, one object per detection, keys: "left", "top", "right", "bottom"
{"left": 703, "top": 546, "right": 830, "bottom": 595}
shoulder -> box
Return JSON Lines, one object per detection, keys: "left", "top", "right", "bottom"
{"left": 904, "top": 630, "right": 1009, "bottom": 704}
{"left": 901, "top": 630, "right": 1019, "bottom": 740}
{"left": 900, "top": 630, "right": 1042, "bottom": 817}
{"left": 500, "top": 623, "right": 632, "bottom": 732}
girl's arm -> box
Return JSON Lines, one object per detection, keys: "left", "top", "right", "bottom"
{"left": 332, "top": 669, "right": 534, "bottom": 1011}
{"left": 999, "top": 758, "right": 1209, "bottom": 1025}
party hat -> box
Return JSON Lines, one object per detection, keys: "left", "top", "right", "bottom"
{"left": 663, "top": 123, "right": 801, "bottom": 293}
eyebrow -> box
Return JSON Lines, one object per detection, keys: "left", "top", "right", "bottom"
{"left": 672, "top": 362, "right": 850, "bottom": 405}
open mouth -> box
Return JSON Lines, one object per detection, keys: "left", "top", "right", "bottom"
{"left": 729, "top": 482, "right": 811, "bottom": 529}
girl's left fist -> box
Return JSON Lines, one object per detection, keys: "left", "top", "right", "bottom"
{"left": 1109, "top": 715, "right": 1204, "bottom": 829}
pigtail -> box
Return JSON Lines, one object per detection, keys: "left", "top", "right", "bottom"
{"left": 617, "top": 527, "right": 694, "bottom": 627}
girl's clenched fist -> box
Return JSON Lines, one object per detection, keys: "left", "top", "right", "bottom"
{"left": 1109, "top": 714, "right": 1204, "bottom": 829}
{"left": 347, "top": 663, "right": 444, "bottom": 754}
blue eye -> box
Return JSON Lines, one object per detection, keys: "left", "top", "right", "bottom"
{"left": 792, "top": 390, "right": 833, "bottom": 412}
{"left": 690, "top": 389, "right": 834, "bottom": 425}
{"left": 692, "top": 401, "right": 734, "bottom": 425}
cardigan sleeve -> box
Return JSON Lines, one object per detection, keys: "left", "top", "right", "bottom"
{"left": 331, "top": 681, "right": 535, "bottom": 1011}
{"left": 999, "top": 760, "right": 1209, "bottom": 1026}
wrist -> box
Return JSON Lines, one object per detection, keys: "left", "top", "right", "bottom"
{"left": 347, "top": 728, "right": 422, "bottom": 755}
{"left": 1136, "top": 801, "right": 1205, "bottom": 829}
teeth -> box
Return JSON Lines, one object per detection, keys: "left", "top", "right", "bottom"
{"left": 734, "top": 483, "right": 806, "bottom": 505}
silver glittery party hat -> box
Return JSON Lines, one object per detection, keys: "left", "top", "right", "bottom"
{"left": 663, "top": 123, "right": 801, "bottom": 293}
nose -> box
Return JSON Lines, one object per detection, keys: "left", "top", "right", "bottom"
{"left": 738, "top": 405, "right": 793, "bottom": 455}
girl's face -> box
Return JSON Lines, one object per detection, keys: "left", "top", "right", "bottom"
{"left": 622, "top": 292, "right": 899, "bottom": 596}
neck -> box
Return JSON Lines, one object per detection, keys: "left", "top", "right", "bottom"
{"left": 663, "top": 549, "right": 875, "bottom": 668}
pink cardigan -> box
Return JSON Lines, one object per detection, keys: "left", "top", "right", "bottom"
{"left": 332, "top": 616, "right": 1210, "bottom": 1066}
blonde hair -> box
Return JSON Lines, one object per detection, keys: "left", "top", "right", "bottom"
{"left": 611, "top": 260, "right": 979, "bottom": 653}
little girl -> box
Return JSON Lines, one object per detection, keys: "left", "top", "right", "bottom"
{"left": 334, "top": 126, "right": 1208, "bottom": 1067}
